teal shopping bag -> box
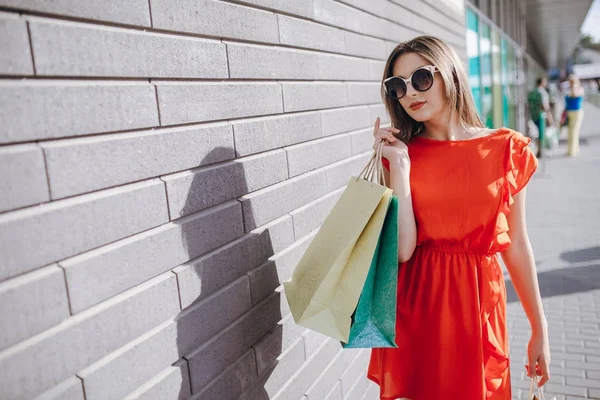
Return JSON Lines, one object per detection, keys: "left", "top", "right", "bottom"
{"left": 342, "top": 195, "right": 399, "bottom": 348}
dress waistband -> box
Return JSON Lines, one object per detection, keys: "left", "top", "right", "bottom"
{"left": 416, "top": 243, "right": 497, "bottom": 256}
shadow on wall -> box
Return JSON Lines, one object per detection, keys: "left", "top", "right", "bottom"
{"left": 172, "top": 147, "right": 283, "bottom": 399}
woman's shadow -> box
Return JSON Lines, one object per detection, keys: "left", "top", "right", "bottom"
{"left": 171, "top": 147, "right": 283, "bottom": 399}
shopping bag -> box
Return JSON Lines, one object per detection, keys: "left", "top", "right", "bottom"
{"left": 560, "top": 109, "right": 568, "bottom": 127}
{"left": 544, "top": 125, "right": 558, "bottom": 150}
{"left": 528, "top": 376, "right": 556, "bottom": 400}
{"left": 283, "top": 142, "right": 394, "bottom": 342}
{"left": 343, "top": 194, "right": 399, "bottom": 348}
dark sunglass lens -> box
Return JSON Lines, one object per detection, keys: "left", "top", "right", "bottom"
{"left": 386, "top": 78, "right": 406, "bottom": 99}
{"left": 412, "top": 68, "right": 434, "bottom": 91}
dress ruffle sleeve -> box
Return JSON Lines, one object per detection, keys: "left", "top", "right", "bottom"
{"left": 491, "top": 131, "right": 539, "bottom": 253}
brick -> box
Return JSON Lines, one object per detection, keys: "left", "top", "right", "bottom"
{"left": 278, "top": 285, "right": 291, "bottom": 318}
{"left": 348, "top": 82, "right": 382, "bottom": 106}
{"left": 566, "top": 377, "right": 600, "bottom": 389}
{"left": 588, "top": 370, "right": 600, "bottom": 379}
{"left": 174, "top": 215, "right": 294, "bottom": 309}
{"left": 337, "top": 0, "right": 389, "bottom": 17}
{"left": 316, "top": 0, "right": 413, "bottom": 42}
{"left": 325, "top": 381, "right": 343, "bottom": 400}
{"left": 0, "top": 265, "right": 69, "bottom": 351}
{"left": 340, "top": 350, "right": 370, "bottom": 396}
{"left": 259, "top": 337, "right": 306, "bottom": 396}
{"left": 344, "top": 31, "right": 387, "bottom": 60}
{"left": 175, "top": 276, "right": 254, "bottom": 353}
{"left": 0, "top": 12, "right": 33, "bottom": 75}
{"left": 238, "top": 365, "right": 275, "bottom": 400}
{"left": 79, "top": 321, "right": 178, "bottom": 400}
{"left": 240, "top": 169, "right": 328, "bottom": 231}
{"left": 155, "top": 82, "right": 283, "bottom": 126}
{"left": 350, "top": 128, "right": 375, "bottom": 155}
{"left": 151, "top": 0, "right": 278, "bottom": 43}
{"left": 43, "top": 123, "right": 234, "bottom": 199}
{"left": 590, "top": 389, "right": 600, "bottom": 398}
{"left": 314, "top": 0, "right": 368, "bottom": 30}
{"left": 236, "top": 0, "right": 315, "bottom": 18}
{"left": 369, "top": 104, "right": 390, "bottom": 124}
{"left": 282, "top": 82, "right": 348, "bottom": 113}
{"left": 227, "top": 42, "right": 318, "bottom": 80}
{"left": 253, "top": 324, "right": 286, "bottom": 375}
{"left": 321, "top": 106, "right": 371, "bottom": 137}
{"left": 79, "top": 277, "right": 251, "bottom": 400}
{"left": 369, "top": 60, "right": 386, "bottom": 81}
{"left": 286, "top": 134, "right": 352, "bottom": 177}
{"left": 233, "top": 112, "right": 322, "bottom": 157}
{"left": 317, "top": 53, "right": 370, "bottom": 81}
{"left": 0, "top": 0, "right": 151, "bottom": 25}
{"left": 361, "top": 383, "right": 380, "bottom": 400}
{"left": 29, "top": 20, "right": 227, "bottom": 78}
{"left": 303, "top": 329, "right": 336, "bottom": 359}
{"left": 385, "top": 40, "right": 399, "bottom": 56}
{"left": 0, "top": 144, "right": 49, "bottom": 212}
{"left": 0, "top": 273, "right": 179, "bottom": 399}
{"left": 273, "top": 338, "right": 341, "bottom": 400}
{"left": 247, "top": 231, "right": 316, "bottom": 304}
{"left": 191, "top": 349, "right": 257, "bottom": 400}
{"left": 278, "top": 15, "right": 345, "bottom": 53}
{"left": 122, "top": 360, "right": 191, "bottom": 400}
{"left": 291, "top": 188, "right": 343, "bottom": 238}
{"left": 61, "top": 200, "right": 243, "bottom": 313}
{"left": 345, "top": 376, "right": 371, "bottom": 400}
{"left": 35, "top": 377, "right": 84, "bottom": 400}
{"left": 0, "top": 80, "right": 158, "bottom": 144}
{"left": 0, "top": 179, "right": 168, "bottom": 281}
{"left": 325, "top": 152, "right": 371, "bottom": 191}
{"left": 279, "top": 315, "right": 308, "bottom": 353}
{"left": 163, "top": 150, "right": 288, "bottom": 218}
{"left": 541, "top": 383, "right": 586, "bottom": 396}
{"left": 305, "top": 349, "right": 358, "bottom": 400}
{"left": 186, "top": 291, "right": 282, "bottom": 392}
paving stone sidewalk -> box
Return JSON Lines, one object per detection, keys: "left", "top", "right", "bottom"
{"left": 507, "top": 102, "right": 600, "bottom": 399}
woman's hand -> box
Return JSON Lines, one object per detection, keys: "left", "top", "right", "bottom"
{"left": 527, "top": 330, "right": 551, "bottom": 386}
{"left": 372, "top": 117, "right": 408, "bottom": 161}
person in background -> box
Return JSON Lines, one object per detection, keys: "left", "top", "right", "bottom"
{"left": 527, "top": 77, "right": 555, "bottom": 158}
{"left": 565, "top": 74, "right": 585, "bottom": 156}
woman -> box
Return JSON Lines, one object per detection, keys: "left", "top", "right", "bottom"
{"left": 564, "top": 74, "right": 585, "bottom": 156}
{"left": 367, "top": 36, "right": 550, "bottom": 399}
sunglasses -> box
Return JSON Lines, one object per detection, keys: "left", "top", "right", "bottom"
{"left": 383, "top": 65, "right": 440, "bottom": 100}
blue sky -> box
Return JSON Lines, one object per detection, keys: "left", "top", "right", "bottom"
{"left": 582, "top": 0, "right": 600, "bottom": 41}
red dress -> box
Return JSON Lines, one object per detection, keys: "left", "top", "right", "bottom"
{"left": 368, "top": 128, "right": 538, "bottom": 399}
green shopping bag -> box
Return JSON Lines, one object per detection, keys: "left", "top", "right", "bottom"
{"left": 342, "top": 195, "right": 399, "bottom": 348}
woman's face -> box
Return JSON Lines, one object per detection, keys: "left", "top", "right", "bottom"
{"left": 392, "top": 52, "right": 446, "bottom": 122}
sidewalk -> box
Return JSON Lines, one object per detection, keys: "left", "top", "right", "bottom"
{"left": 507, "top": 102, "right": 600, "bottom": 399}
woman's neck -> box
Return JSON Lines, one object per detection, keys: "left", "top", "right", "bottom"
{"left": 421, "top": 111, "right": 480, "bottom": 141}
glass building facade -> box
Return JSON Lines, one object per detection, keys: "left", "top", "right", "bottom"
{"left": 466, "top": 6, "right": 543, "bottom": 132}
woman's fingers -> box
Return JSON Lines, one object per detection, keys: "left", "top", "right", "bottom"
{"left": 537, "top": 356, "right": 550, "bottom": 387}
{"left": 372, "top": 117, "right": 381, "bottom": 137}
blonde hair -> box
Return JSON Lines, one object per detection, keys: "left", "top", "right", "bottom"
{"left": 381, "top": 36, "right": 483, "bottom": 143}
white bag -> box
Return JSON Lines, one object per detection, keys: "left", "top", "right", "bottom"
{"left": 528, "top": 376, "right": 556, "bottom": 400}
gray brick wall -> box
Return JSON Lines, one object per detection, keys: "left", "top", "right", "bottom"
{"left": 0, "top": 1, "right": 466, "bottom": 399}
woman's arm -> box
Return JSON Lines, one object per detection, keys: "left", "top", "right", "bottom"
{"left": 372, "top": 117, "right": 417, "bottom": 262}
{"left": 500, "top": 188, "right": 551, "bottom": 386}
{"left": 387, "top": 151, "right": 416, "bottom": 262}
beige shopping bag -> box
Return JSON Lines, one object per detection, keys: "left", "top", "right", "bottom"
{"left": 528, "top": 376, "right": 556, "bottom": 400}
{"left": 283, "top": 142, "right": 394, "bottom": 342}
